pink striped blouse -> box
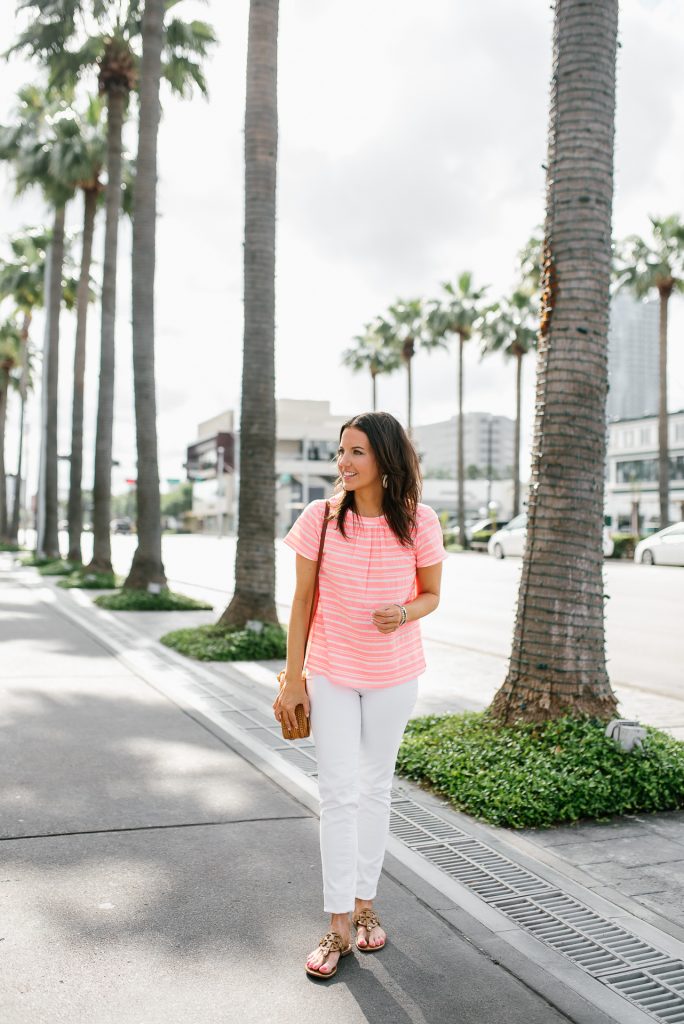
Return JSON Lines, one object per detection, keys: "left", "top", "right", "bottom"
{"left": 283, "top": 498, "right": 448, "bottom": 688}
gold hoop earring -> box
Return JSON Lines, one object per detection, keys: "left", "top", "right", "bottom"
{"left": 382, "top": 474, "right": 388, "bottom": 489}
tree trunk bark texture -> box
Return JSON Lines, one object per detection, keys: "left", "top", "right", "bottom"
{"left": 67, "top": 187, "right": 98, "bottom": 563}
{"left": 490, "top": 0, "right": 619, "bottom": 724}
{"left": 43, "top": 205, "right": 66, "bottom": 560}
{"left": 657, "top": 288, "right": 670, "bottom": 528}
{"left": 0, "top": 378, "right": 7, "bottom": 537}
{"left": 124, "top": 0, "right": 167, "bottom": 590}
{"left": 457, "top": 333, "right": 465, "bottom": 548}
{"left": 220, "top": 0, "right": 280, "bottom": 627}
{"left": 513, "top": 350, "right": 523, "bottom": 517}
{"left": 9, "top": 312, "right": 31, "bottom": 542}
{"left": 87, "top": 87, "right": 126, "bottom": 574}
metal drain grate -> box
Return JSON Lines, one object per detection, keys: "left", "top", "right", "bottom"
{"left": 601, "top": 961, "right": 684, "bottom": 1022}
{"left": 417, "top": 841, "right": 554, "bottom": 902}
{"left": 493, "top": 892, "right": 669, "bottom": 977}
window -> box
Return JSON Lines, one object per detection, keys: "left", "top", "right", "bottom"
{"left": 640, "top": 428, "right": 651, "bottom": 445}
{"left": 675, "top": 423, "right": 684, "bottom": 442}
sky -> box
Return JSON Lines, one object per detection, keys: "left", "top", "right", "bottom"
{"left": 1, "top": 0, "right": 683, "bottom": 496}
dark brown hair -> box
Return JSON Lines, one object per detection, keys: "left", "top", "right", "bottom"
{"left": 331, "top": 411, "right": 422, "bottom": 546}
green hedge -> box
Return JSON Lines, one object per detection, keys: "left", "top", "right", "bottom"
{"left": 160, "top": 622, "right": 287, "bottom": 661}
{"left": 396, "top": 712, "right": 684, "bottom": 829}
{"left": 608, "top": 533, "right": 642, "bottom": 559}
{"left": 37, "top": 559, "right": 81, "bottom": 576}
{"left": 95, "top": 588, "right": 212, "bottom": 611}
{"left": 57, "top": 570, "right": 121, "bottom": 589}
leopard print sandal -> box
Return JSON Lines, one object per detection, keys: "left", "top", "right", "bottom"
{"left": 305, "top": 930, "right": 353, "bottom": 979}
{"left": 352, "top": 907, "right": 386, "bottom": 952}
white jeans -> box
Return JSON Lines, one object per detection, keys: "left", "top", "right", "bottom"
{"left": 308, "top": 673, "right": 419, "bottom": 913}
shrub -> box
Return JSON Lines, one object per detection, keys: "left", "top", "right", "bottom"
{"left": 0, "top": 541, "right": 21, "bottom": 552}
{"left": 38, "top": 559, "right": 81, "bottom": 576}
{"left": 395, "top": 711, "right": 684, "bottom": 829}
{"left": 94, "top": 588, "right": 212, "bottom": 611}
{"left": 160, "top": 622, "right": 287, "bottom": 661}
{"left": 20, "top": 552, "right": 57, "bottom": 567}
{"left": 608, "top": 533, "right": 642, "bottom": 559}
{"left": 57, "top": 570, "right": 121, "bottom": 589}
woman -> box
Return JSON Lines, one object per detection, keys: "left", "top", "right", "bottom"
{"left": 274, "top": 411, "right": 447, "bottom": 979}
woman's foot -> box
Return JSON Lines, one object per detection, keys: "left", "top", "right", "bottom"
{"left": 305, "top": 914, "right": 352, "bottom": 977}
{"left": 353, "top": 899, "right": 386, "bottom": 950}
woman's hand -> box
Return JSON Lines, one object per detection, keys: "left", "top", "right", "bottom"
{"left": 370, "top": 604, "right": 404, "bottom": 634}
{"left": 273, "top": 675, "right": 310, "bottom": 732}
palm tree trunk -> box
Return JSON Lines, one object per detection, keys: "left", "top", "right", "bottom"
{"left": 513, "top": 349, "right": 523, "bottom": 517}
{"left": 490, "top": 0, "right": 619, "bottom": 724}
{"left": 8, "top": 311, "right": 31, "bottom": 543}
{"left": 657, "top": 286, "right": 671, "bottom": 528}
{"left": 124, "top": 0, "right": 167, "bottom": 591}
{"left": 87, "top": 87, "right": 126, "bottom": 574}
{"left": 371, "top": 369, "right": 377, "bottom": 411}
{"left": 220, "top": 0, "right": 280, "bottom": 627}
{"left": 406, "top": 357, "right": 413, "bottom": 436}
{"left": 43, "top": 204, "right": 66, "bottom": 560}
{"left": 457, "top": 333, "right": 466, "bottom": 548}
{"left": 0, "top": 376, "right": 7, "bottom": 538}
{"left": 67, "top": 187, "right": 98, "bottom": 564}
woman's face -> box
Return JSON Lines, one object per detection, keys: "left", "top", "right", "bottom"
{"left": 337, "top": 427, "right": 381, "bottom": 491}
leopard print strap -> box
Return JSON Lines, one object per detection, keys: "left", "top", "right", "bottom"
{"left": 317, "top": 930, "right": 348, "bottom": 954}
{"left": 352, "top": 908, "right": 381, "bottom": 931}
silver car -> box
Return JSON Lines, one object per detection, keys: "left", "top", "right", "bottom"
{"left": 488, "top": 513, "right": 615, "bottom": 559}
{"left": 634, "top": 522, "right": 684, "bottom": 566}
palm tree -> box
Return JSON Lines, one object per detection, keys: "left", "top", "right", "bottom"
{"left": 65, "top": 96, "right": 106, "bottom": 564}
{"left": 0, "top": 318, "right": 23, "bottom": 541}
{"left": 480, "top": 289, "right": 537, "bottom": 517}
{"left": 341, "top": 321, "right": 401, "bottom": 411}
{"left": 125, "top": 0, "right": 216, "bottom": 591}
{"left": 616, "top": 216, "right": 684, "bottom": 528}
{"left": 0, "top": 85, "right": 77, "bottom": 558}
{"left": 219, "top": 0, "right": 280, "bottom": 628}
{"left": 376, "top": 299, "right": 435, "bottom": 436}
{"left": 490, "top": 0, "right": 620, "bottom": 724}
{"left": 14, "top": 0, "right": 216, "bottom": 574}
{"left": 0, "top": 228, "right": 48, "bottom": 543}
{"left": 427, "top": 272, "right": 487, "bottom": 547}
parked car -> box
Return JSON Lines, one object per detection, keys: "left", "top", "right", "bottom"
{"left": 634, "top": 521, "right": 684, "bottom": 566}
{"left": 488, "top": 513, "right": 615, "bottom": 559}
{"left": 110, "top": 517, "right": 133, "bottom": 534}
{"left": 487, "top": 513, "right": 528, "bottom": 558}
{"left": 466, "top": 517, "right": 509, "bottom": 543}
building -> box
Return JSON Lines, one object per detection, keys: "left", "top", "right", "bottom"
{"left": 186, "top": 411, "right": 237, "bottom": 534}
{"left": 185, "top": 400, "right": 351, "bottom": 536}
{"left": 605, "top": 409, "right": 684, "bottom": 530}
{"left": 606, "top": 292, "right": 659, "bottom": 422}
{"left": 275, "top": 399, "right": 350, "bottom": 534}
{"left": 412, "top": 412, "right": 515, "bottom": 478}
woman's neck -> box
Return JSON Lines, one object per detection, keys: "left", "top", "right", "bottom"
{"left": 352, "top": 483, "right": 385, "bottom": 518}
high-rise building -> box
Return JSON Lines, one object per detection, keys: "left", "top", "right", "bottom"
{"left": 412, "top": 412, "right": 515, "bottom": 478}
{"left": 606, "top": 292, "right": 659, "bottom": 422}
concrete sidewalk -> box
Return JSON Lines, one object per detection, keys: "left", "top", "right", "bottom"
{"left": 1, "top": 559, "right": 682, "bottom": 1024}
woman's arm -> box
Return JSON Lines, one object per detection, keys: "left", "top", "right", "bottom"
{"left": 273, "top": 553, "right": 317, "bottom": 731}
{"left": 371, "top": 561, "right": 442, "bottom": 634}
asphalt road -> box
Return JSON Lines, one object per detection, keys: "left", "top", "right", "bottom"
{"left": 40, "top": 531, "right": 684, "bottom": 729}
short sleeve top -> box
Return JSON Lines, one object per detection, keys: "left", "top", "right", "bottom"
{"left": 283, "top": 498, "right": 448, "bottom": 688}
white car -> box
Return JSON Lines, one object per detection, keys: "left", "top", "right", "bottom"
{"left": 634, "top": 522, "right": 684, "bottom": 566}
{"left": 488, "top": 513, "right": 615, "bottom": 559}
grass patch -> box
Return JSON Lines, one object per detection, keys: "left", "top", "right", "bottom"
{"left": 395, "top": 712, "right": 684, "bottom": 829}
{"left": 0, "top": 541, "right": 22, "bottom": 552}
{"left": 57, "top": 570, "right": 122, "bottom": 589}
{"left": 20, "top": 552, "right": 58, "bottom": 567}
{"left": 37, "top": 559, "right": 82, "bottom": 576}
{"left": 160, "top": 622, "right": 287, "bottom": 661}
{"left": 94, "top": 588, "right": 213, "bottom": 611}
